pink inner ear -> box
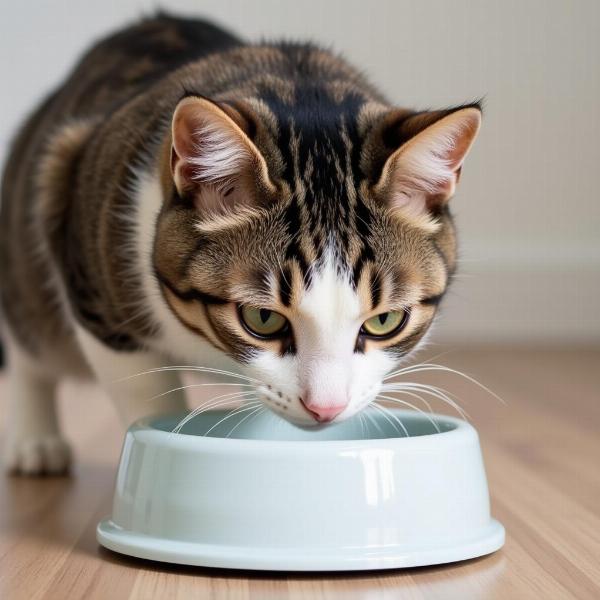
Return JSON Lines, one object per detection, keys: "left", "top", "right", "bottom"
{"left": 193, "top": 182, "right": 250, "bottom": 215}
{"left": 383, "top": 108, "right": 481, "bottom": 216}
{"left": 171, "top": 98, "right": 276, "bottom": 212}
{"left": 171, "top": 97, "right": 254, "bottom": 195}
{"left": 390, "top": 190, "right": 427, "bottom": 218}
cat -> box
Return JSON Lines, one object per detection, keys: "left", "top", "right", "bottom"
{"left": 0, "top": 14, "right": 481, "bottom": 475}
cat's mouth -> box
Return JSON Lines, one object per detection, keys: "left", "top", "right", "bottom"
{"left": 255, "top": 385, "right": 342, "bottom": 427}
{"left": 254, "top": 385, "right": 357, "bottom": 428}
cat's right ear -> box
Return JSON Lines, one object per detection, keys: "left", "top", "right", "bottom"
{"left": 170, "top": 96, "right": 276, "bottom": 212}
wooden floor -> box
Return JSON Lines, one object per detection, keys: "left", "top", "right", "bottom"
{"left": 0, "top": 347, "right": 599, "bottom": 599}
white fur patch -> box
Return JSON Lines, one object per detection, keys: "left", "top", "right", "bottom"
{"left": 2, "top": 330, "right": 71, "bottom": 474}
{"left": 131, "top": 171, "right": 244, "bottom": 376}
{"left": 247, "top": 253, "right": 397, "bottom": 425}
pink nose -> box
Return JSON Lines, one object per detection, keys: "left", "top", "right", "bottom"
{"left": 301, "top": 401, "right": 346, "bottom": 423}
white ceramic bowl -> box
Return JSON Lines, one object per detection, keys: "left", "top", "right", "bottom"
{"left": 97, "top": 408, "right": 504, "bottom": 571}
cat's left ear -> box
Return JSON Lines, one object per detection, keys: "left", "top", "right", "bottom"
{"left": 170, "top": 96, "right": 276, "bottom": 211}
{"left": 372, "top": 105, "right": 481, "bottom": 223}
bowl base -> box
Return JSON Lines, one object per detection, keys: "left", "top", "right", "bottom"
{"left": 97, "top": 518, "right": 504, "bottom": 571}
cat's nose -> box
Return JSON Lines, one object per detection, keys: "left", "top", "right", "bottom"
{"left": 300, "top": 399, "right": 346, "bottom": 422}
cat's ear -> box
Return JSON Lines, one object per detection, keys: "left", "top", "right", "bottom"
{"left": 170, "top": 96, "right": 275, "bottom": 212}
{"left": 372, "top": 105, "right": 481, "bottom": 224}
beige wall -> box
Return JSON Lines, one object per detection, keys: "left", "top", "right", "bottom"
{"left": 1, "top": 0, "right": 598, "bottom": 343}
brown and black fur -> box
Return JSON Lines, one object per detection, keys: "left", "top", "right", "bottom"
{"left": 0, "top": 13, "right": 470, "bottom": 372}
{"left": 1, "top": 15, "right": 241, "bottom": 363}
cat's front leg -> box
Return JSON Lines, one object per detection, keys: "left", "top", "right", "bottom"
{"left": 75, "top": 326, "right": 187, "bottom": 426}
{"left": 3, "top": 335, "right": 71, "bottom": 475}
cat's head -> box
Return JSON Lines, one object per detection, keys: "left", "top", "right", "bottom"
{"left": 154, "top": 92, "right": 480, "bottom": 426}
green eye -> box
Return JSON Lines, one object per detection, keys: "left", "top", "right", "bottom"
{"left": 240, "top": 306, "right": 288, "bottom": 337}
{"left": 362, "top": 311, "right": 407, "bottom": 337}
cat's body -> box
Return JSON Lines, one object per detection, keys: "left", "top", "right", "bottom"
{"left": 0, "top": 14, "right": 481, "bottom": 474}
{"left": 1, "top": 16, "right": 243, "bottom": 370}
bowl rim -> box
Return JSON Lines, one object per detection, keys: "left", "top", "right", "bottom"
{"left": 128, "top": 409, "right": 478, "bottom": 454}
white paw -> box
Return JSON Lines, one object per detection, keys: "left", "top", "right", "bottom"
{"left": 3, "top": 435, "right": 72, "bottom": 476}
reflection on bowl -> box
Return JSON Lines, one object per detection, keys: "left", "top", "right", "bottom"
{"left": 97, "top": 408, "right": 504, "bottom": 571}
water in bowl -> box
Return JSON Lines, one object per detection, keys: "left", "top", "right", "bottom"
{"left": 152, "top": 407, "right": 457, "bottom": 442}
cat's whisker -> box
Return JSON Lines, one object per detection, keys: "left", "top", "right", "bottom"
{"left": 358, "top": 412, "right": 367, "bottom": 438}
{"left": 383, "top": 382, "right": 469, "bottom": 420}
{"left": 364, "top": 409, "right": 385, "bottom": 436}
{"left": 175, "top": 398, "right": 262, "bottom": 434}
{"left": 375, "top": 395, "right": 441, "bottom": 433}
{"left": 371, "top": 403, "right": 409, "bottom": 437}
{"left": 385, "top": 361, "right": 462, "bottom": 379}
{"left": 173, "top": 398, "right": 259, "bottom": 434}
{"left": 383, "top": 379, "right": 462, "bottom": 403}
{"left": 403, "top": 349, "right": 456, "bottom": 368}
{"left": 186, "top": 390, "right": 258, "bottom": 417}
{"left": 384, "top": 363, "right": 505, "bottom": 405}
{"left": 172, "top": 392, "right": 259, "bottom": 433}
{"left": 384, "top": 381, "right": 466, "bottom": 414}
{"left": 384, "top": 357, "right": 477, "bottom": 379}
{"left": 203, "top": 402, "right": 265, "bottom": 437}
{"left": 364, "top": 412, "right": 372, "bottom": 437}
{"left": 115, "top": 365, "right": 262, "bottom": 385}
{"left": 225, "top": 405, "right": 265, "bottom": 438}
{"left": 242, "top": 405, "right": 266, "bottom": 429}
{"left": 147, "top": 381, "right": 255, "bottom": 403}
{"left": 380, "top": 386, "right": 434, "bottom": 414}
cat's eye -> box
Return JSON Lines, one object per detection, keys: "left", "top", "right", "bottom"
{"left": 361, "top": 310, "right": 408, "bottom": 338}
{"left": 240, "top": 306, "right": 289, "bottom": 338}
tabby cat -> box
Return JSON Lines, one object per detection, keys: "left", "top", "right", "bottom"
{"left": 0, "top": 14, "right": 481, "bottom": 474}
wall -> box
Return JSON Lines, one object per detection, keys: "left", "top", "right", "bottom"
{"left": 1, "top": 0, "right": 598, "bottom": 344}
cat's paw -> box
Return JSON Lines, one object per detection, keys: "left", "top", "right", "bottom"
{"left": 3, "top": 435, "right": 72, "bottom": 476}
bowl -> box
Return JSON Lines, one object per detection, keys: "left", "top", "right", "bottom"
{"left": 97, "top": 408, "right": 504, "bottom": 571}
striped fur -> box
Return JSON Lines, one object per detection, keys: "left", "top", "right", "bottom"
{"left": 0, "top": 14, "right": 481, "bottom": 437}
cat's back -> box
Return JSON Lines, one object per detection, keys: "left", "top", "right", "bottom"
{"left": 51, "top": 14, "right": 243, "bottom": 119}
{"left": 0, "top": 14, "right": 242, "bottom": 359}
{"left": 4, "top": 14, "right": 242, "bottom": 179}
